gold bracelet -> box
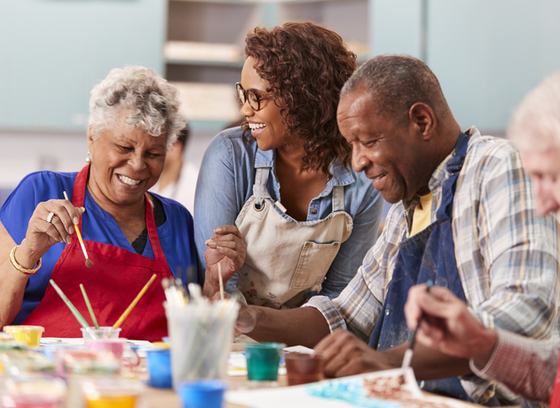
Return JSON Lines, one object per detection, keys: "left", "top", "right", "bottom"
{"left": 9, "top": 245, "right": 42, "bottom": 275}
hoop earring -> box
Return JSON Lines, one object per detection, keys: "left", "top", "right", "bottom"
{"left": 85, "top": 151, "right": 92, "bottom": 163}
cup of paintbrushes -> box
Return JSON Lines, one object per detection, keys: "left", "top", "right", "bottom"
{"left": 81, "top": 327, "right": 122, "bottom": 341}
{"left": 164, "top": 299, "right": 239, "bottom": 389}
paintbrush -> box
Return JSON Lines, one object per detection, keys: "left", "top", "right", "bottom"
{"left": 218, "top": 262, "right": 225, "bottom": 301}
{"left": 113, "top": 273, "right": 157, "bottom": 329}
{"left": 401, "top": 279, "right": 434, "bottom": 369}
{"left": 63, "top": 191, "right": 93, "bottom": 268}
{"left": 50, "top": 279, "right": 90, "bottom": 329}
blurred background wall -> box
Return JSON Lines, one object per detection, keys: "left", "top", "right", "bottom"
{"left": 1, "top": 0, "right": 559, "bottom": 206}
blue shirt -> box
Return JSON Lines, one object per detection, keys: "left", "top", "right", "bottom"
{"left": 194, "top": 127, "right": 384, "bottom": 299}
{"left": 0, "top": 170, "right": 198, "bottom": 324}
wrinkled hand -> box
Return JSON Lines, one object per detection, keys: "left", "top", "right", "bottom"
{"left": 314, "top": 330, "right": 392, "bottom": 378}
{"left": 20, "top": 199, "right": 84, "bottom": 266}
{"left": 404, "top": 285, "right": 497, "bottom": 365}
{"left": 204, "top": 225, "right": 246, "bottom": 296}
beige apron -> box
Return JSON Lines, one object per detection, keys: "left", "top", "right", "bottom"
{"left": 235, "top": 167, "right": 353, "bottom": 309}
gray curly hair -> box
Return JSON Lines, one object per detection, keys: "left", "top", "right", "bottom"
{"left": 508, "top": 71, "right": 560, "bottom": 152}
{"left": 89, "top": 66, "right": 186, "bottom": 149}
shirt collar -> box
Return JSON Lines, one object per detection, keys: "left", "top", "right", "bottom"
{"left": 402, "top": 126, "right": 480, "bottom": 212}
{"left": 255, "top": 147, "right": 275, "bottom": 168}
{"left": 254, "top": 147, "right": 356, "bottom": 190}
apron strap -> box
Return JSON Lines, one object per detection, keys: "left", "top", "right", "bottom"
{"left": 332, "top": 185, "right": 345, "bottom": 212}
{"left": 436, "top": 132, "right": 470, "bottom": 222}
{"left": 72, "top": 165, "right": 89, "bottom": 208}
{"left": 253, "top": 167, "right": 272, "bottom": 199}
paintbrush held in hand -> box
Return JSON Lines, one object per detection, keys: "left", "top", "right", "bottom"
{"left": 401, "top": 279, "right": 434, "bottom": 370}
{"left": 63, "top": 191, "right": 93, "bottom": 268}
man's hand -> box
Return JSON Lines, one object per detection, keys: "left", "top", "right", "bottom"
{"left": 404, "top": 284, "right": 498, "bottom": 369}
{"left": 314, "top": 330, "right": 396, "bottom": 378}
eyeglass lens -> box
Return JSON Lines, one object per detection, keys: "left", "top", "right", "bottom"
{"left": 236, "top": 83, "right": 260, "bottom": 111}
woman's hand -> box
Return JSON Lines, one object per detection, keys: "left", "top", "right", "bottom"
{"left": 203, "top": 225, "right": 246, "bottom": 297}
{"left": 18, "top": 199, "right": 84, "bottom": 268}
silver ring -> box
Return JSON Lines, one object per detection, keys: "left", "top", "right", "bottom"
{"left": 46, "top": 212, "right": 55, "bottom": 223}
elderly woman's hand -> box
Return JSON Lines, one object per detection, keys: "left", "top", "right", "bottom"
{"left": 203, "top": 225, "right": 246, "bottom": 297}
{"left": 19, "top": 199, "right": 85, "bottom": 267}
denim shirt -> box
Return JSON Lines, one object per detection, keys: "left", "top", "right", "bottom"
{"left": 194, "top": 126, "right": 384, "bottom": 299}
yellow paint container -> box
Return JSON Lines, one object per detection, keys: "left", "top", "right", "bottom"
{"left": 3, "top": 325, "right": 45, "bottom": 347}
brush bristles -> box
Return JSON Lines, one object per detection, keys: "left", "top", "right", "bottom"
{"left": 85, "top": 259, "right": 93, "bottom": 268}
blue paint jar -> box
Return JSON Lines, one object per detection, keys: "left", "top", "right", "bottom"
{"left": 146, "top": 348, "right": 172, "bottom": 389}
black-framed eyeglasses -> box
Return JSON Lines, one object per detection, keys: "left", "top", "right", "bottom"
{"left": 235, "top": 82, "right": 271, "bottom": 111}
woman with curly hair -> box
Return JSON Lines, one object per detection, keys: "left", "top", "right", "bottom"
{"left": 195, "top": 22, "right": 383, "bottom": 308}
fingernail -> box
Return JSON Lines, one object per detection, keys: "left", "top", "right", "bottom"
{"left": 68, "top": 226, "right": 74, "bottom": 235}
{"left": 81, "top": 207, "right": 86, "bottom": 213}
{"left": 214, "top": 227, "right": 222, "bottom": 233}
{"left": 205, "top": 239, "right": 215, "bottom": 246}
{"left": 73, "top": 217, "right": 79, "bottom": 225}
{"left": 66, "top": 237, "right": 72, "bottom": 244}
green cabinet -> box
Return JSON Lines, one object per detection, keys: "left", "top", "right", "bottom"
{"left": 2, "top": 0, "right": 560, "bottom": 134}
{"left": 0, "top": 0, "right": 167, "bottom": 131}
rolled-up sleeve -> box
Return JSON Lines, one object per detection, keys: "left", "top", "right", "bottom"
{"left": 304, "top": 215, "right": 403, "bottom": 341}
{"left": 471, "top": 329, "right": 559, "bottom": 403}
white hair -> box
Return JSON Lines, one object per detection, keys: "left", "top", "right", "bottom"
{"left": 88, "top": 66, "right": 186, "bottom": 149}
{"left": 508, "top": 71, "right": 560, "bottom": 152}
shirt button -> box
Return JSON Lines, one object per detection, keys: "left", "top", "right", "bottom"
{"left": 311, "top": 209, "right": 317, "bottom": 214}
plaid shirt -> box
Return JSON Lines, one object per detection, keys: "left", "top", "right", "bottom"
{"left": 304, "top": 127, "right": 559, "bottom": 405}
{"left": 471, "top": 329, "right": 559, "bottom": 404}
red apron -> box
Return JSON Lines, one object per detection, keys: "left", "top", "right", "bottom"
{"left": 23, "top": 165, "right": 174, "bottom": 341}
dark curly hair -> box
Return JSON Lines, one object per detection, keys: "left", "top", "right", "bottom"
{"left": 244, "top": 21, "right": 356, "bottom": 176}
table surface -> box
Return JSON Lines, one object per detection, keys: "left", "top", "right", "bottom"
{"left": 142, "top": 374, "right": 489, "bottom": 408}
{"left": 142, "top": 343, "right": 484, "bottom": 408}
{"left": 144, "top": 374, "right": 282, "bottom": 408}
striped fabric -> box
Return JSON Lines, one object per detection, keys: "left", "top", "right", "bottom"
{"left": 304, "top": 127, "right": 560, "bottom": 405}
{"left": 470, "top": 329, "right": 559, "bottom": 404}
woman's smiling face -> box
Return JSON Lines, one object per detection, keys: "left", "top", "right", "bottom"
{"left": 239, "top": 57, "right": 289, "bottom": 151}
{"left": 88, "top": 111, "right": 167, "bottom": 207}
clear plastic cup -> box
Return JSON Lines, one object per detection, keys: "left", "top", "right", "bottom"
{"left": 1, "top": 394, "right": 63, "bottom": 408}
{"left": 81, "top": 378, "right": 144, "bottom": 408}
{"left": 81, "top": 327, "right": 121, "bottom": 341}
{"left": 54, "top": 348, "right": 120, "bottom": 376}
{"left": 85, "top": 339, "right": 139, "bottom": 373}
{"left": 3, "top": 325, "right": 45, "bottom": 347}
{"left": 1, "top": 375, "right": 66, "bottom": 408}
{"left": 165, "top": 300, "right": 239, "bottom": 388}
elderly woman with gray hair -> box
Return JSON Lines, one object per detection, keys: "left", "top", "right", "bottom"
{"left": 0, "top": 66, "right": 245, "bottom": 341}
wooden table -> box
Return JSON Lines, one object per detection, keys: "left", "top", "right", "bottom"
{"left": 143, "top": 374, "right": 486, "bottom": 408}
{"left": 143, "top": 374, "right": 285, "bottom": 408}
{"left": 141, "top": 343, "right": 484, "bottom": 408}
